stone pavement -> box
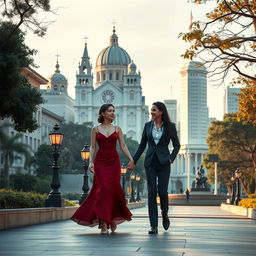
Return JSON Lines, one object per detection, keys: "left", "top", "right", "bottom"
{"left": 0, "top": 206, "right": 256, "bottom": 256}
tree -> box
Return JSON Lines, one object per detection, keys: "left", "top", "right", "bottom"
{"left": 0, "top": 130, "right": 31, "bottom": 188}
{"left": 33, "top": 144, "right": 52, "bottom": 177}
{"left": 180, "top": 0, "right": 256, "bottom": 85}
{"left": 0, "top": 0, "right": 53, "bottom": 49}
{"left": 237, "top": 81, "right": 256, "bottom": 126}
{"left": 0, "top": 21, "right": 44, "bottom": 132}
{"left": 203, "top": 113, "right": 256, "bottom": 194}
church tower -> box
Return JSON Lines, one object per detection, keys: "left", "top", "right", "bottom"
{"left": 74, "top": 42, "right": 94, "bottom": 123}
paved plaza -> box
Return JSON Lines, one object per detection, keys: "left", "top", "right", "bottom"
{"left": 0, "top": 206, "right": 255, "bottom": 256}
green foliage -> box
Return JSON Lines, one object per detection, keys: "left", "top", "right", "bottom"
{"left": 59, "top": 122, "right": 91, "bottom": 174}
{"left": 0, "top": 189, "right": 47, "bottom": 208}
{"left": 0, "top": 21, "right": 44, "bottom": 132}
{"left": 9, "top": 173, "right": 51, "bottom": 194}
{"left": 204, "top": 113, "right": 256, "bottom": 194}
{"left": 34, "top": 144, "right": 53, "bottom": 177}
{"left": 63, "top": 192, "right": 81, "bottom": 200}
{"left": 0, "top": 127, "right": 31, "bottom": 188}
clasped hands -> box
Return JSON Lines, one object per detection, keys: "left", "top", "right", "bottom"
{"left": 126, "top": 160, "right": 135, "bottom": 170}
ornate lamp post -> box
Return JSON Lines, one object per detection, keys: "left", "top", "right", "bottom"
{"left": 234, "top": 168, "right": 242, "bottom": 205}
{"left": 135, "top": 174, "right": 141, "bottom": 202}
{"left": 230, "top": 173, "right": 236, "bottom": 205}
{"left": 79, "top": 144, "right": 90, "bottom": 205}
{"left": 45, "top": 124, "right": 64, "bottom": 207}
{"left": 129, "top": 171, "right": 136, "bottom": 203}
{"left": 121, "top": 164, "right": 127, "bottom": 194}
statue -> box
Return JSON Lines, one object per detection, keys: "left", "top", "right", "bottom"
{"left": 195, "top": 165, "right": 208, "bottom": 189}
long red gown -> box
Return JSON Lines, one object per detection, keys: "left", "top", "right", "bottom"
{"left": 71, "top": 131, "right": 132, "bottom": 227}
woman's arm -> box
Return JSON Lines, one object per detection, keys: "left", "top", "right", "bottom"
{"left": 88, "top": 126, "right": 97, "bottom": 173}
{"left": 169, "top": 123, "right": 180, "bottom": 163}
{"left": 117, "top": 126, "right": 135, "bottom": 169}
{"left": 133, "top": 123, "right": 147, "bottom": 164}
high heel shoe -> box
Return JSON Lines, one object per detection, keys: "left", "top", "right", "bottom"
{"left": 100, "top": 229, "right": 109, "bottom": 235}
{"left": 100, "top": 221, "right": 109, "bottom": 235}
{"left": 111, "top": 223, "right": 117, "bottom": 232}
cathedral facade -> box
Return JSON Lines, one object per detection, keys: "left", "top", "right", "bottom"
{"left": 74, "top": 28, "right": 148, "bottom": 142}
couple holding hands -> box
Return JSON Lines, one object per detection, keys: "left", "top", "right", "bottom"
{"left": 71, "top": 101, "right": 180, "bottom": 234}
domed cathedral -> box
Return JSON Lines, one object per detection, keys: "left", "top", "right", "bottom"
{"left": 74, "top": 27, "right": 149, "bottom": 142}
{"left": 41, "top": 59, "right": 75, "bottom": 123}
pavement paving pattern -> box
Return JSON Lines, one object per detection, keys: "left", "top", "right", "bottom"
{"left": 0, "top": 206, "right": 255, "bottom": 256}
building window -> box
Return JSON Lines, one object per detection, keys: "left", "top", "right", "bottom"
{"left": 130, "top": 90, "right": 135, "bottom": 101}
{"left": 116, "top": 72, "right": 119, "bottom": 80}
{"left": 109, "top": 73, "right": 112, "bottom": 80}
{"left": 81, "top": 90, "right": 86, "bottom": 101}
{"left": 127, "top": 79, "right": 130, "bottom": 84}
{"left": 103, "top": 72, "right": 106, "bottom": 80}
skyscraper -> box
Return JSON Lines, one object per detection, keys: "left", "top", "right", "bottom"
{"left": 170, "top": 61, "right": 209, "bottom": 192}
{"left": 224, "top": 86, "right": 241, "bottom": 114}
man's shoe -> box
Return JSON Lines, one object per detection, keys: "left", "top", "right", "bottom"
{"left": 162, "top": 212, "right": 170, "bottom": 230}
{"left": 148, "top": 227, "right": 158, "bottom": 234}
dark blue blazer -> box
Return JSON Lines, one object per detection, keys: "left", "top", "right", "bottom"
{"left": 133, "top": 121, "right": 180, "bottom": 168}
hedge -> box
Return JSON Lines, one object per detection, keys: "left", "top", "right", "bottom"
{"left": 0, "top": 190, "right": 77, "bottom": 208}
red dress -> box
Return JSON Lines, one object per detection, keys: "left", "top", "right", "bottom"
{"left": 71, "top": 131, "right": 132, "bottom": 227}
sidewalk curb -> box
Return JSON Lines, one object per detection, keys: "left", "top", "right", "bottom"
{"left": 0, "top": 201, "right": 145, "bottom": 230}
{"left": 221, "top": 203, "right": 256, "bottom": 219}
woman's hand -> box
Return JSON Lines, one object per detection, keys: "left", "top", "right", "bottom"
{"left": 127, "top": 160, "right": 135, "bottom": 170}
{"left": 88, "top": 162, "right": 94, "bottom": 173}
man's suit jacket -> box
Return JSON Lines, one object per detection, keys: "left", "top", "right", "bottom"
{"left": 133, "top": 121, "right": 180, "bottom": 168}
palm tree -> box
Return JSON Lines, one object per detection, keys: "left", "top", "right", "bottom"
{"left": 0, "top": 125, "right": 31, "bottom": 188}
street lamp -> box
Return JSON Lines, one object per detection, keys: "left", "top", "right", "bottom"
{"left": 79, "top": 144, "right": 90, "bottom": 205}
{"left": 121, "top": 164, "right": 127, "bottom": 195}
{"left": 230, "top": 174, "right": 236, "bottom": 205}
{"left": 234, "top": 168, "right": 242, "bottom": 205}
{"left": 129, "top": 171, "right": 136, "bottom": 203}
{"left": 45, "top": 124, "right": 64, "bottom": 207}
{"left": 136, "top": 174, "right": 141, "bottom": 202}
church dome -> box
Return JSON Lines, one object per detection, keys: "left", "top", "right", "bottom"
{"left": 96, "top": 27, "right": 131, "bottom": 67}
{"left": 128, "top": 61, "right": 137, "bottom": 74}
{"left": 50, "top": 62, "right": 67, "bottom": 82}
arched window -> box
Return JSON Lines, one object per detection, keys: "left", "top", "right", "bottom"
{"left": 116, "top": 72, "right": 119, "bottom": 80}
{"left": 109, "top": 73, "right": 112, "bottom": 80}
{"left": 103, "top": 72, "right": 106, "bottom": 80}
{"left": 127, "top": 79, "right": 130, "bottom": 84}
{"left": 131, "top": 79, "right": 133, "bottom": 84}
{"left": 86, "top": 79, "right": 88, "bottom": 84}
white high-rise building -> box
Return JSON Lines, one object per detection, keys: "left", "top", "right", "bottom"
{"left": 74, "top": 27, "right": 148, "bottom": 142}
{"left": 224, "top": 86, "right": 241, "bottom": 114}
{"left": 164, "top": 99, "right": 177, "bottom": 124}
{"left": 169, "top": 61, "right": 209, "bottom": 193}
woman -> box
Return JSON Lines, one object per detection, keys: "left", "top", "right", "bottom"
{"left": 131, "top": 101, "right": 180, "bottom": 234}
{"left": 71, "top": 104, "right": 134, "bottom": 234}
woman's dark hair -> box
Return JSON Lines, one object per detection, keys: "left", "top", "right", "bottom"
{"left": 152, "top": 101, "right": 173, "bottom": 137}
{"left": 98, "top": 104, "right": 115, "bottom": 123}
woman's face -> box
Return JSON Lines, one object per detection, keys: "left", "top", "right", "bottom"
{"left": 102, "top": 106, "right": 115, "bottom": 122}
{"left": 151, "top": 105, "right": 162, "bottom": 120}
